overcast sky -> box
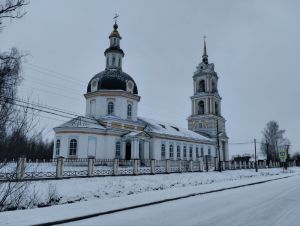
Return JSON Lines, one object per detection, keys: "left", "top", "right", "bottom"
{"left": 1, "top": 0, "right": 300, "bottom": 157}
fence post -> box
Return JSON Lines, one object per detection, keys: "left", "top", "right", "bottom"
{"left": 233, "top": 161, "right": 236, "bottom": 170}
{"left": 205, "top": 155, "right": 209, "bottom": 172}
{"left": 189, "top": 160, "right": 193, "bottom": 172}
{"left": 150, "top": 159, "right": 156, "bottom": 174}
{"left": 214, "top": 157, "right": 218, "bottom": 171}
{"left": 166, "top": 159, "right": 170, "bottom": 173}
{"left": 178, "top": 159, "right": 182, "bottom": 173}
{"left": 113, "top": 158, "right": 119, "bottom": 176}
{"left": 17, "top": 156, "right": 26, "bottom": 180}
{"left": 238, "top": 161, "right": 241, "bottom": 169}
{"left": 88, "top": 157, "right": 95, "bottom": 176}
{"left": 56, "top": 156, "right": 64, "bottom": 178}
{"left": 243, "top": 161, "right": 246, "bottom": 169}
{"left": 133, "top": 159, "right": 139, "bottom": 175}
{"left": 198, "top": 160, "right": 201, "bottom": 171}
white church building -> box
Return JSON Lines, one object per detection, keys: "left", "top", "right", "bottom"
{"left": 53, "top": 21, "right": 228, "bottom": 161}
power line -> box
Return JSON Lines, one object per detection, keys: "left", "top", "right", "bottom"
{"left": 25, "top": 62, "right": 86, "bottom": 84}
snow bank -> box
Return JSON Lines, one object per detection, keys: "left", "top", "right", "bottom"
{"left": 2, "top": 168, "right": 298, "bottom": 211}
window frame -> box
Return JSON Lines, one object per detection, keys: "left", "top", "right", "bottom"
{"left": 176, "top": 145, "right": 181, "bottom": 159}
{"left": 107, "top": 101, "right": 114, "bottom": 115}
{"left": 115, "top": 141, "right": 121, "bottom": 158}
{"left": 169, "top": 144, "right": 174, "bottom": 159}
{"left": 55, "top": 139, "right": 60, "bottom": 156}
{"left": 161, "top": 143, "right": 166, "bottom": 160}
{"left": 69, "top": 138, "right": 78, "bottom": 156}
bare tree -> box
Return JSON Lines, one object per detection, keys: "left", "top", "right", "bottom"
{"left": 261, "top": 120, "right": 290, "bottom": 164}
{"left": 0, "top": 0, "right": 28, "bottom": 26}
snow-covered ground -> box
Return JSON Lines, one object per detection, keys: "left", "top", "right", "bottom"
{"left": 0, "top": 168, "right": 299, "bottom": 226}
{"left": 1, "top": 168, "right": 299, "bottom": 211}
{"left": 65, "top": 173, "right": 300, "bottom": 226}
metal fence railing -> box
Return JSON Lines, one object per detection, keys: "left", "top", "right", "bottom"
{"left": 0, "top": 157, "right": 296, "bottom": 181}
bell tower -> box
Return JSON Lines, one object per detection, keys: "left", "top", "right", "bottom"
{"left": 187, "top": 39, "right": 229, "bottom": 161}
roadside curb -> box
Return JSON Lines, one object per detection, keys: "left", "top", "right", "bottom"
{"left": 33, "top": 174, "right": 299, "bottom": 226}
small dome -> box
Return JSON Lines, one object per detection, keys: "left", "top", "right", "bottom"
{"left": 87, "top": 69, "right": 138, "bottom": 94}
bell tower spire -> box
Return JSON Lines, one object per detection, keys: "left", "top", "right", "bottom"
{"left": 202, "top": 36, "right": 208, "bottom": 64}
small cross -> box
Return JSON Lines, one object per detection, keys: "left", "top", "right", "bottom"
{"left": 113, "top": 13, "right": 119, "bottom": 23}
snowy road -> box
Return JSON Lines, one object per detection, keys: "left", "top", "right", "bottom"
{"left": 62, "top": 175, "right": 300, "bottom": 226}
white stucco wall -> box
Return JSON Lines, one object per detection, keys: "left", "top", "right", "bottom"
{"left": 85, "top": 96, "right": 138, "bottom": 121}
{"left": 53, "top": 133, "right": 120, "bottom": 159}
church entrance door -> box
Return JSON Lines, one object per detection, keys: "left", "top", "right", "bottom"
{"left": 125, "top": 142, "right": 131, "bottom": 160}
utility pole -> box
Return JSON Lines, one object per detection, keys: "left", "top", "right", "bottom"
{"left": 254, "top": 138, "right": 258, "bottom": 172}
{"left": 286, "top": 144, "right": 290, "bottom": 169}
{"left": 217, "top": 120, "right": 221, "bottom": 172}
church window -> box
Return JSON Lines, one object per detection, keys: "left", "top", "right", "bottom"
{"left": 55, "top": 139, "right": 60, "bottom": 156}
{"left": 196, "top": 146, "right": 199, "bottom": 158}
{"left": 90, "top": 99, "right": 96, "bottom": 116}
{"left": 215, "top": 102, "right": 219, "bottom": 115}
{"left": 169, "top": 144, "right": 174, "bottom": 158}
{"left": 198, "top": 101, "right": 205, "bottom": 115}
{"left": 161, "top": 143, "right": 166, "bottom": 160}
{"left": 107, "top": 102, "right": 114, "bottom": 115}
{"left": 177, "top": 145, "right": 181, "bottom": 158}
{"left": 189, "top": 146, "right": 193, "bottom": 158}
{"left": 201, "top": 147, "right": 204, "bottom": 156}
{"left": 183, "top": 145, "right": 187, "bottom": 159}
{"left": 198, "top": 80, "right": 205, "bottom": 92}
{"left": 127, "top": 104, "right": 132, "bottom": 118}
{"left": 115, "top": 141, "right": 121, "bottom": 158}
{"left": 212, "top": 80, "right": 217, "bottom": 93}
{"left": 118, "top": 58, "right": 121, "bottom": 67}
{"left": 106, "top": 57, "right": 109, "bottom": 67}
{"left": 69, "top": 139, "right": 77, "bottom": 156}
{"left": 112, "top": 56, "right": 116, "bottom": 66}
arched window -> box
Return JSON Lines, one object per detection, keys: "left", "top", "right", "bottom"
{"left": 201, "top": 147, "right": 204, "bottom": 157}
{"left": 106, "top": 57, "right": 109, "bottom": 67}
{"left": 161, "top": 143, "right": 166, "bottom": 159}
{"left": 212, "top": 80, "right": 217, "bottom": 93}
{"left": 198, "top": 101, "right": 205, "bottom": 115}
{"left": 127, "top": 104, "right": 132, "bottom": 118}
{"left": 215, "top": 102, "right": 219, "bottom": 115}
{"left": 198, "top": 80, "right": 205, "bottom": 92}
{"left": 115, "top": 141, "right": 121, "bottom": 158}
{"left": 183, "top": 145, "right": 187, "bottom": 159}
{"left": 118, "top": 58, "right": 121, "bottom": 67}
{"left": 177, "top": 145, "right": 181, "bottom": 159}
{"left": 55, "top": 139, "right": 60, "bottom": 156}
{"left": 196, "top": 147, "right": 199, "bottom": 158}
{"left": 112, "top": 56, "right": 116, "bottom": 66}
{"left": 169, "top": 144, "right": 174, "bottom": 159}
{"left": 189, "top": 146, "right": 193, "bottom": 159}
{"left": 107, "top": 102, "right": 114, "bottom": 115}
{"left": 69, "top": 139, "right": 77, "bottom": 156}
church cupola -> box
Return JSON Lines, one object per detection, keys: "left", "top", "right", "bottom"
{"left": 104, "top": 18, "right": 124, "bottom": 70}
